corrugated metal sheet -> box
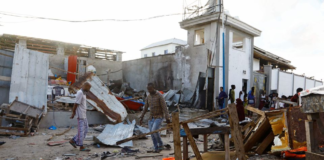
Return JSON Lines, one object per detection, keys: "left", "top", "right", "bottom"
{"left": 94, "top": 120, "right": 135, "bottom": 147}
{"left": 0, "top": 50, "right": 14, "bottom": 105}
{"left": 9, "top": 45, "right": 49, "bottom": 112}
{"left": 70, "top": 72, "right": 127, "bottom": 123}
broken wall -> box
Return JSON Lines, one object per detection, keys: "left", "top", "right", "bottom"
{"left": 49, "top": 54, "right": 123, "bottom": 83}
{"left": 122, "top": 53, "right": 182, "bottom": 92}
{"left": 9, "top": 45, "right": 49, "bottom": 112}
{"left": 0, "top": 50, "right": 13, "bottom": 105}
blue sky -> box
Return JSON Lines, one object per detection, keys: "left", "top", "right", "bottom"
{"left": 0, "top": 0, "right": 323, "bottom": 81}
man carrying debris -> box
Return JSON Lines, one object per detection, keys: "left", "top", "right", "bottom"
{"left": 139, "top": 83, "right": 171, "bottom": 153}
{"left": 69, "top": 82, "right": 92, "bottom": 151}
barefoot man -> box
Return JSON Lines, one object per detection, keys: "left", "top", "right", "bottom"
{"left": 139, "top": 83, "right": 171, "bottom": 153}
{"left": 69, "top": 82, "right": 92, "bottom": 151}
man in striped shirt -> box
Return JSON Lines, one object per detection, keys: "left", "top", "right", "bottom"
{"left": 139, "top": 83, "right": 170, "bottom": 153}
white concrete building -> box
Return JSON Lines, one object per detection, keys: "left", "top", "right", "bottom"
{"left": 140, "top": 38, "right": 187, "bottom": 58}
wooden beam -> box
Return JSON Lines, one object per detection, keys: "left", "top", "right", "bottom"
{"left": 305, "top": 120, "right": 318, "bottom": 153}
{"left": 245, "top": 105, "right": 265, "bottom": 117}
{"left": 224, "top": 134, "right": 230, "bottom": 160}
{"left": 255, "top": 132, "right": 274, "bottom": 155}
{"left": 228, "top": 104, "right": 246, "bottom": 160}
{"left": 241, "top": 121, "right": 255, "bottom": 132}
{"left": 172, "top": 112, "right": 182, "bottom": 160}
{"left": 182, "top": 123, "right": 203, "bottom": 160}
{"left": 244, "top": 118, "right": 271, "bottom": 152}
{"left": 0, "top": 126, "right": 28, "bottom": 131}
{"left": 189, "top": 126, "right": 231, "bottom": 135}
{"left": 116, "top": 125, "right": 171, "bottom": 145}
{"left": 0, "top": 76, "right": 11, "bottom": 82}
{"left": 203, "top": 134, "right": 208, "bottom": 152}
{"left": 183, "top": 136, "right": 189, "bottom": 160}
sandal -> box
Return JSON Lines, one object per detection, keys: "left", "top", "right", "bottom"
{"left": 69, "top": 140, "right": 77, "bottom": 148}
{"left": 80, "top": 148, "right": 91, "bottom": 152}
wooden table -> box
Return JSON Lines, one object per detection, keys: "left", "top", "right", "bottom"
{"left": 181, "top": 126, "right": 231, "bottom": 160}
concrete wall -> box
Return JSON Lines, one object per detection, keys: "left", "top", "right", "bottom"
{"left": 123, "top": 54, "right": 182, "bottom": 92}
{"left": 264, "top": 68, "right": 323, "bottom": 96}
{"left": 49, "top": 54, "right": 123, "bottom": 82}
{"left": 253, "top": 58, "right": 260, "bottom": 71}
{"left": 141, "top": 44, "right": 179, "bottom": 58}
{"left": 227, "top": 28, "right": 253, "bottom": 100}
{"left": 278, "top": 71, "right": 293, "bottom": 97}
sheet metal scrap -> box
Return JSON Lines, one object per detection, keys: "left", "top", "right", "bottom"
{"left": 94, "top": 120, "right": 136, "bottom": 147}
{"left": 70, "top": 72, "right": 127, "bottom": 123}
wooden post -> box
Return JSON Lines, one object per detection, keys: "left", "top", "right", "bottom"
{"left": 172, "top": 112, "right": 182, "bottom": 160}
{"left": 305, "top": 120, "right": 317, "bottom": 153}
{"left": 228, "top": 104, "right": 246, "bottom": 160}
{"left": 182, "top": 123, "right": 203, "bottom": 160}
{"left": 203, "top": 134, "right": 208, "bottom": 152}
{"left": 224, "top": 133, "right": 230, "bottom": 160}
{"left": 183, "top": 136, "right": 188, "bottom": 160}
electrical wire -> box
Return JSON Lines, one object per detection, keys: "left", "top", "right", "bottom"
{"left": 0, "top": 7, "right": 213, "bottom": 23}
{"left": 0, "top": 11, "right": 183, "bottom": 22}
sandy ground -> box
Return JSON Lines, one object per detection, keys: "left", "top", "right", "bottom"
{"left": 0, "top": 127, "right": 215, "bottom": 160}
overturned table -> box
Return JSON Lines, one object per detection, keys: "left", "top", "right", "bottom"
{"left": 181, "top": 126, "right": 231, "bottom": 160}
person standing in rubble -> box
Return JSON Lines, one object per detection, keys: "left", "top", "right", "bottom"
{"left": 69, "top": 82, "right": 92, "bottom": 151}
{"left": 247, "top": 87, "right": 256, "bottom": 117}
{"left": 228, "top": 85, "right": 236, "bottom": 104}
{"left": 139, "top": 83, "right": 171, "bottom": 153}
{"left": 217, "top": 87, "right": 228, "bottom": 117}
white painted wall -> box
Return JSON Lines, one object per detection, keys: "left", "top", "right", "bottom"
{"left": 253, "top": 58, "right": 260, "bottom": 71}
{"left": 271, "top": 69, "right": 279, "bottom": 90}
{"left": 305, "top": 78, "right": 315, "bottom": 90}
{"left": 316, "top": 81, "right": 323, "bottom": 87}
{"left": 293, "top": 75, "right": 305, "bottom": 92}
{"left": 278, "top": 71, "right": 293, "bottom": 97}
{"left": 228, "top": 30, "right": 252, "bottom": 100}
{"left": 141, "top": 44, "right": 180, "bottom": 57}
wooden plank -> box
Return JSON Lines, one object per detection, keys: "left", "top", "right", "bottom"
{"left": 172, "top": 112, "right": 182, "bottom": 160}
{"left": 183, "top": 136, "right": 188, "bottom": 160}
{"left": 0, "top": 127, "right": 28, "bottom": 131}
{"left": 228, "top": 104, "right": 246, "bottom": 160}
{"left": 244, "top": 118, "right": 271, "bottom": 152}
{"left": 255, "top": 132, "right": 274, "bottom": 155}
{"left": 116, "top": 125, "right": 171, "bottom": 145}
{"left": 224, "top": 134, "right": 230, "bottom": 160}
{"left": 182, "top": 123, "right": 203, "bottom": 160}
{"left": 245, "top": 105, "right": 265, "bottom": 116}
{"left": 203, "top": 134, "right": 208, "bottom": 152}
{"left": 180, "top": 108, "right": 227, "bottom": 124}
{"left": 189, "top": 126, "right": 231, "bottom": 135}
{"left": 305, "top": 120, "right": 317, "bottom": 153}
{"left": 306, "top": 151, "right": 324, "bottom": 160}
{"left": 241, "top": 121, "right": 255, "bottom": 132}
{"left": 0, "top": 75, "right": 11, "bottom": 81}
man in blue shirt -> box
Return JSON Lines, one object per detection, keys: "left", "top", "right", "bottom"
{"left": 218, "top": 87, "right": 228, "bottom": 110}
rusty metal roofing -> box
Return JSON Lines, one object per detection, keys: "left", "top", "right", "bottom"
{"left": 9, "top": 44, "right": 49, "bottom": 112}
{"left": 70, "top": 72, "right": 127, "bottom": 123}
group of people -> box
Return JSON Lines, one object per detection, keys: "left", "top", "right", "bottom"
{"left": 217, "top": 85, "right": 304, "bottom": 118}
{"left": 69, "top": 82, "right": 170, "bottom": 153}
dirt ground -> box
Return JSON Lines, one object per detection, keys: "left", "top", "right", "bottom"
{"left": 0, "top": 127, "right": 217, "bottom": 160}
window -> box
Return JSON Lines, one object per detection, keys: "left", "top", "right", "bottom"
{"left": 194, "top": 29, "right": 205, "bottom": 45}
{"left": 144, "top": 54, "right": 147, "bottom": 57}
{"left": 232, "top": 32, "right": 245, "bottom": 51}
{"left": 152, "top": 52, "right": 156, "bottom": 56}
{"left": 164, "top": 50, "right": 168, "bottom": 54}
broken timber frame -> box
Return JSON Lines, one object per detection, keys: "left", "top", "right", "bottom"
{"left": 117, "top": 106, "right": 246, "bottom": 160}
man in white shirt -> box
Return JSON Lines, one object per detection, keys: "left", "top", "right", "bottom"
{"left": 69, "top": 82, "right": 91, "bottom": 151}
